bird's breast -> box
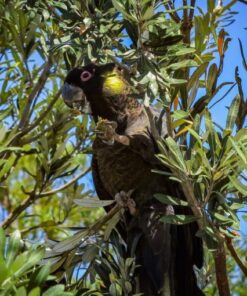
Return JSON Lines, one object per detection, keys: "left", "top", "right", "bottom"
{"left": 93, "top": 141, "right": 153, "bottom": 203}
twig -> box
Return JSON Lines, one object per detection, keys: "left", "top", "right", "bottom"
{"left": 209, "top": 83, "right": 236, "bottom": 109}
{"left": 21, "top": 115, "right": 71, "bottom": 145}
{"left": 9, "top": 89, "right": 62, "bottom": 146}
{"left": 165, "top": 1, "right": 181, "bottom": 23}
{"left": 226, "top": 237, "right": 247, "bottom": 277}
{"left": 52, "top": 204, "right": 121, "bottom": 253}
{"left": 18, "top": 57, "right": 52, "bottom": 130}
{"left": 23, "top": 89, "right": 62, "bottom": 135}
{"left": 38, "top": 167, "right": 91, "bottom": 197}
{"left": 179, "top": 176, "right": 204, "bottom": 230}
{"left": 183, "top": 0, "right": 188, "bottom": 24}
{"left": 189, "top": 0, "right": 196, "bottom": 20}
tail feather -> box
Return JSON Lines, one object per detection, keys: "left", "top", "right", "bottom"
{"left": 132, "top": 206, "right": 204, "bottom": 296}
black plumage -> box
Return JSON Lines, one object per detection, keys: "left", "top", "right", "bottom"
{"left": 62, "top": 62, "right": 204, "bottom": 296}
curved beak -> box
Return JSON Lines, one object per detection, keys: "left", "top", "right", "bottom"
{"left": 62, "top": 82, "right": 92, "bottom": 114}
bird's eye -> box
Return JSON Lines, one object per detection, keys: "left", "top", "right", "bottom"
{"left": 80, "top": 70, "right": 93, "bottom": 82}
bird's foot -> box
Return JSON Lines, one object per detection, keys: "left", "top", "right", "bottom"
{"left": 115, "top": 190, "right": 136, "bottom": 215}
{"left": 96, "top": 118, "right": 117, "bottom": 145}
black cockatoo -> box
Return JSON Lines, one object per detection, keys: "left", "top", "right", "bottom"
{"left": 62, "top": 62, "right": 204, "bottom": 296}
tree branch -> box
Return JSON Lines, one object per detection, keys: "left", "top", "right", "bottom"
{"left": 18, "top": 57, "right": 52, "bottom": 130}
{"left": 226, "top": 237, "right": 247, "bottom": 277}
{"left": 214, "top": 239, "right": 231, "bottom": 296}
{"left": 189, "top": 0, "right": 196, "bottom": 20}
{"left": 165, "top": 2, "right": 181, "bottom": 23}
{"left": 38, "top": 167, "right": 91, "bottom": 197}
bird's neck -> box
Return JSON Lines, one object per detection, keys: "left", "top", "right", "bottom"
{"left": 89, "top": 94, "right": 141, "bottom": 133}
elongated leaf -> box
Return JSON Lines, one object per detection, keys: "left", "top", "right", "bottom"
{"left": 53, "top": 231, "right": 87, "bottom": 253}
{"left": 229, "top": 136, "right": 247, "bottom": 165}
{"left": 238, "top": 38, "right": 247, "bottom": 71}
{"left": 160, "top": 215, "right": 197, "bottom": 225}
{"left": 187, "top": 62, "right": 208, "bottom": 91}
{"left": 28, "top": 287, "right": 41, "bottom": 296}
{"left": 228, "top": 175, "right": 247, "bottom": 195}
{"left": 226, "top": 95, "right": 240, "bottom": 130}
{"left": 213, "top": 212, "right": 234, "bottom": 225}
{"left": 104, "top": 212, "right": 121, "bottom": 240}
{"left": 112, "top": 0, "right": 136, "bottom": 22}
{"left": 165, "top": 137, "right": 187, "bottom": 172}
{"left": 28, "top": 265, "right": 50, "bottom": 291}
{"left": 6, "top": 230, "right": 21, "bottom": 267}
{"left": 14, "top": 248, "right": 45, "bottom": 278}
{"left": 167, "top": 60, "right": 197, "bottom": 71}
{"left": 155, "top": 194, "right": 188, "bottom": 206}
{"left": 73, "top": 198, "right": 114, "bottom": 208}
{"left": 0, "top": 228, "right": 6, "bottom": 259}
{"left": 206, "top": 63, "right": 218, "bottom": 94}
{"left": 43, "top": 285, "right": 74, "bottom": 296}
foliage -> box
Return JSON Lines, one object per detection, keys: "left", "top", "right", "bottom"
{"left": 0, "top": 228, "right": 76, "bottom": 296}
{"left": 0, "top": 0, "right": 246, "bottom": 295}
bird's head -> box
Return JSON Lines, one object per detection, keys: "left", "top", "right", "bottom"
{"left": 62, "top": 62, "right": 127, "bottom": 115}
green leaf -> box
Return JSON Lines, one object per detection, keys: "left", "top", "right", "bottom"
{"left": 53, "top": 231, "right": 87, "bottom": 253}
{"left": 187, "top": 62, "right": 208, "bottom": 91}
{"left": 73, "top": 198, "right": 114, "bottom": 208}
{"left": 228, "top": 175, "right": 247, "bottom": 195}
{"left": 229, "top": 136, "right": 247, "bottom": 165}
{"left": 226, "top": 95, "right": 240, "bottom": 130}
{"left": 238, "top": 38, "right": 247, "bottom": 71}
{"left": 42, "top": 285, "right": 70, "bottom": 296}
{"left": 167, "top": 60, "right": 198, "bottom": 70}
{"left": 172, "top": 110, "right": 190, "bottom": 120}
{"left": 165, "top": 137, "right": 187, "bottom": 172}
{"left": 0, "top": 228, "right": 6, "bottom": 259}
{"left": 14, "top": 248, "right": 45, "bottom": 278}
{"left": 17, "top": 287, "right": 27, "bottom": 296}
{"left": 28, "top": 265, "right": 50, "bottom": 291}
{"left": 154, "top": 194, "right": 188, "bottom": 206}
{"left": 112, "top": 0, "right": 136, "bottom": 22}
{"left": 6, "top": 230, "right": 21, "bottom": 267}
{"left": 104, "top": 212, "right": 121, "bottom": 240}
{"left": 206, "top": 63, "right": 218, "bottom": 94}
{"left": 160, "top": 215, "right": 197, "bottom": 225}
{"left": 213, "top": 212, "right": 233, "bottom": 225}
{"left": 28, "top": 287, "right": 41, "bottom": 296}
{"left": 173, "top": 47, "right": 196, "bottom": 56}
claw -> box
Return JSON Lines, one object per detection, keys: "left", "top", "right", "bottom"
{"left": 115, "top": 189, "right": 136, "bottom": 215}
{"left": 95, "top": 119, "right": 117, "bottom": 145}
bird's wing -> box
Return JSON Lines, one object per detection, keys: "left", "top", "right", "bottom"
{"left": 91, "top": 155, "right": 112, "bottom": 203}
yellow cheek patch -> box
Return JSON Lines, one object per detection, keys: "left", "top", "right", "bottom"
{"left": 103, "top": 75, "right": 126, "bottom": 95}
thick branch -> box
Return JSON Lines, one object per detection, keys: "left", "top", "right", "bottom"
{"left": 0, "top": 193, "right": 35, "bottom": 229}
{"left": 214, "top": 239, "right": 231, "bottom": 296}
{"left": 226, "top": 237, "right": 247, "bottom": 277}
